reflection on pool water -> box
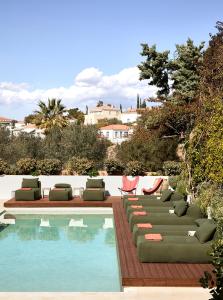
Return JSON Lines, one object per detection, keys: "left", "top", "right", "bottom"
{"left": 0, "top": 214, "right": 121, "bottom": 292}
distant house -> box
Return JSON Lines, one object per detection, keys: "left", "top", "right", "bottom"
{"left": 84, "top": 104, "right": 121, "bottom": 125}
{"left": 120, "top": 108, "right": 140, "bottom": 124}
{"left": 0, "top": 116, "right": 16, "bottom": 127}
{"left": 11, "top": 122, "right": 45, "bottom": 138}
{"left": 99, "top": 124, "right": 132, "bottom": 144}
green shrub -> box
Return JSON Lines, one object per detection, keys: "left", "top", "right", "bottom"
{"left": 168, "top": 176, "right": 179, "bottom": 190}
{"left": 16, "top": 158, "right": 37, "bottom": 175}
{"left": 104, "top": 159, "right": 124, "bottom": 175}
{"left": 66, "top": 157, "right": 94, "bottom": 175}
{"left": 4, "top": 165, "right": 19, "bottom": 175}
{"left": 0, "top": 159, "right": 8, "bottom": 175}
{"left": 37, "top": 159, "right": 62, "bottom": 175}
{"left": 175, "top": 179, "right": 188, "bottom": 196}
{"left": 163, "top": 161, "right": 182, "bottom": 176}
{"left": 124, "top": 160, "right": 146, "bottom": 176}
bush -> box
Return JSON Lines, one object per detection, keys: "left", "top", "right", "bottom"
{"left": 104, "top": 159, "right": 124, "bottom": 175}
{"left": 124, "top": 160, "right": 146, "bottom": 176}
{"left": 175, "top": 178, "right": 188, "bottom": 196}
{"left": 195, "top": 183, "right": 223, "bottom": 219}
{"left": 16, "top": 158, "right": 37, "bottom": 175}
{"left": 66, "top": 157, "right": 94, "bottom": 175}
{"left": 163, "top": 161, "right": 182, "bottom": 176}
{"left": 0, "top": 159, "right": 8, "bottom": 175}
{"left": 168, "top": 176, "right": 179, "bottom": 190}
{"left": 36, "top": 159, "right": 62, "bottom": 175}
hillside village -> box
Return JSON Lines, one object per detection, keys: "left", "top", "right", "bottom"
{"left": 0, "top": 102, "right": 150, "bottom": 144}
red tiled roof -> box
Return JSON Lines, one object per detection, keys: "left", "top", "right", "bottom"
{"left": 0, "top": 116, "right": 15, "bottom": 122}
{"left": 100, "top": 124, "right": 130, "bottom": 131}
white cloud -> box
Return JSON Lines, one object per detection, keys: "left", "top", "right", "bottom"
{"left": 0, "top": 66, "right": 157, "bottom": 118}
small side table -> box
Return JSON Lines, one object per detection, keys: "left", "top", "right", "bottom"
{"left": 42, "top": 187, "right": 51, "bottom": 198}
{"left": 73, "top": 187, "right": 84, "bottom": 199}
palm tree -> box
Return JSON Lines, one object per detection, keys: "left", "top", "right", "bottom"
{"left": 35, "top": 98, "right": 68, "bottom": 133}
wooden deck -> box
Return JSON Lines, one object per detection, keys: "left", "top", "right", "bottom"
{"left": 4, "top": 196, "right": 213, "bottom": 287}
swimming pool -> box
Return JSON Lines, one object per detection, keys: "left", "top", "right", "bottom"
{"left": 0, "top": 213, "right": 121, "bottom": 292}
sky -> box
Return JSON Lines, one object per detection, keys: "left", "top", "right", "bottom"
{"left": 0, "top": 0, "right": 223, "bottom": 119}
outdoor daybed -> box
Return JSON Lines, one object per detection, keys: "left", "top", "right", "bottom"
{"left": 15, "top": 178, "right": 41, "bottom": 201}
{"left": 136, "top": 220, "right": 217, "bottom": 263}
{"left": 123, "top": 190, "right": 185, "bottom": 211}
{"left": 132, "top": 218, "right": 215, "bottom": 246}
{"left": 129, "top": 202, "right": 203, "bottom": 231}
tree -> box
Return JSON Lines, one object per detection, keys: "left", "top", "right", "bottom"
{"left": 67, "top": 108, "right": 84, "bottom": 124}
{"left": 96, "top": 100, "right": 104, "bottom": 107}
{"left": 120, "top": 104, "right": 123, "bottom": 113}
{"left": 138, "top": 39, "right": 204, "bottom": 104}
{"left": 171, "top": 38, "right": 205, "bottom": 104}
{"left": 138, "top": 44, "right": 170, "bottom": 98}
{"left": 34, "top": 98, "right": 68, "bottom": 133}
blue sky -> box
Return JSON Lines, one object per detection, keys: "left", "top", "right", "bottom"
{"left": 0, "top": 0, "right": 222, "bottom": 119}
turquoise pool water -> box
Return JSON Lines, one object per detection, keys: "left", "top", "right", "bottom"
{"left": 0, "top": 214, "right": 121, "bottom": 292}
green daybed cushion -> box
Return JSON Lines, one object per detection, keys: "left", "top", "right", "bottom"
{"left": 195, "top": 222, "right": 216, "bottom": 243}
{"left": 126, "top": 206, "right": 170, "bottom": 221}
{"left": 170, "top": 192, "right": 185, "bottom": 202}
{"left": 22, "top": 178, "right": 39, "bottom": 188}
{"left": 132, "top": 224, "right": 198, "bottom": 246}
{"left": 129, "top": 205, "right": 202, "bottom": 231}
{"left": 137, "top": 235, "right": 212, "bottom": 263}
{"left": 174, "top": 201, "right": 188, "bottom": 216}
{"left": 54, "top": 183, "right": 71, "bottom": 188}
{"left": 123, "top": 196, "right": 171, "bottom": 211}
{"left": 194, "top": 218, "right": 216, "bottom": 226}
{"left": 160, "top": 189, "right": 173, "bottom": 202}
{"left": 86, "top": 179, "right": 104, "bottom": 188}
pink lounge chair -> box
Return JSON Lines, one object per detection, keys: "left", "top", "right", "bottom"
{"left": 142, "top": 178, "right": 163, "bottom": 195}
{"left": 118, "top": 176, "right": 139, "bottom": 196}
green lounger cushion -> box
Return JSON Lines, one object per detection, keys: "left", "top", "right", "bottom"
{"left": 83, "top": 189, "right": 105, "bottom": 201}
{"left": 126, "top": 206, "right": 170, "bottom": 221}
{"left": 195, "top": 222, "right": 216, "bottom": 243}
{"left": 194, "top": 218, "right": 215, "bottom": 226}
{"left": 170, "top": 192, "right": 185, "bottom": 202}
{"left": 22, "top": 178, "right": 39, "bottom": 188}
{"left": 55, "top": 183, "right": 71, "bottom": 188}
{"left": 132, "top": 224, "right": 198, "bottom": 246}
{"left": 160, "top": 189, "right": 173, "bottom": 202}
{"left": 137, "top": 235, "right": 212, "bottom": 263}
{"left": 174, "top": 201, "right": 188, "bottom": 216}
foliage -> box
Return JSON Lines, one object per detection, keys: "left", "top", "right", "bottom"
{"left": 67, "top": 108, "right": 84, "bottom": 124}
{"left": 16, "top": 158, "right": 37, "bottom": 175}
{"left": 138, "top": 38, "right": 204, "bottom": 103}
{"left": 117, "top": 128, "right": 178, "bottom": 172}
{"left": 139, "top": 103, "right": 197, "bottom": 138}
{"left": 138, "top": 44, "right": 170, "bottom": 97}
{"left": 175, "top": 178, "right": 188, "bottom": 196}
{"left": 66, "top": 157, "right": 94, "bottom": 175}
{"left": 200, "top": 21, "right": 223, "bottom": 97}
{"left": 104, "top": 159, "right": 124, "bottom": 175}
{"left": 36, "top": 159, "right": 62, "bottom": 175}
{"left": 163, "top": 161, "right": 182, "bottom": 176}
{"left": 195, "top": 183, "right": 223, "bottom": 218}
{"left": 35, "top": 98, "right": 68, "bottom": 133}
{"left": 200, "top": 239, "right": 223, "bottom": 300}
{"left": 96, "top": 118, "right": 122, "bottom": 129}
{"left": 0, "top": 159, "right": 8, "bottom": 175}
{"left": 171, "top": 38, "right": 205, "bottom": 104}
{"left": 124, "top": 160, "right": 146, "bottom": 176}
{"left": 187, "top": 98, "right": 223, "bottom": 186}
{"left": 168, "top": 176, "right": 179, "bottom": 190}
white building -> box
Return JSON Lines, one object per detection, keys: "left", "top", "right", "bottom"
{"left": 120, "top": 108, "right": 139, "bottom": 124}
{"left": 84, "top": 105, "right": 121, "bottom": 125}
{"left": 99, "top": 124, "right": 132, "bottom": 144}
{"left": 11, "top": 122, "right": 45, "bottom": 138}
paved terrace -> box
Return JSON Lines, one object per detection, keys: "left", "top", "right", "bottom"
{"left": 4, "top": 196, "right": 213, "bottom": 287}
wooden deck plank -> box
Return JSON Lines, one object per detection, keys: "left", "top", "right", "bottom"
{"left": 3, "top": 196, "right": 213, "bottom": 287}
